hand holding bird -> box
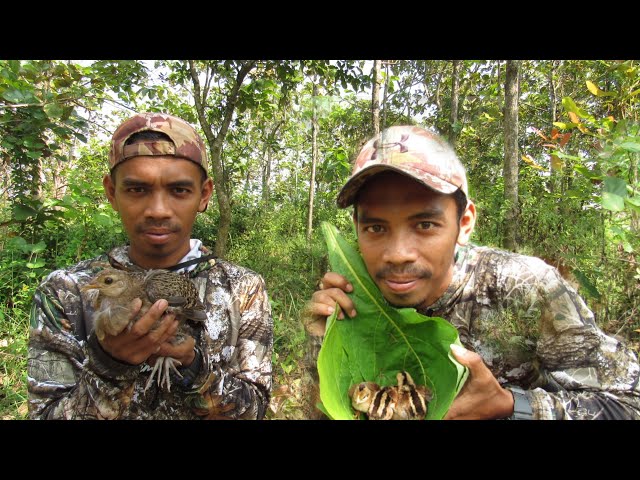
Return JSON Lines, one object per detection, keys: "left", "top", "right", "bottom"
{"left": 82, "top": 268, "right": 207, "bottom": 392}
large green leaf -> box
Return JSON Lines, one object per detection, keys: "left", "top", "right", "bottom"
{"left": 602, "top": 176, "right": 627, "bottom": 212}
{"left": 317, "top": 222, "right": 468, "bottom": 420}
{"left": 13, "top": 203, "right": 37, "bottom": 221}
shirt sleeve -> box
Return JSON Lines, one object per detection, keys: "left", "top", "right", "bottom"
{"left": 27, "top": 270, "right": 140, "bottom": 419}
{"left": 523, "top": 264, "right": 640, "bottom": 419}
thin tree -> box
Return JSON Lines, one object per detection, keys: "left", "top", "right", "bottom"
{"left": 547, "top": 60, "right": 559, "bottom": 193}
{"left": 381, "top": 60, "right": 396, "bottom": 130}
{"left": 372, "top": 60, "right": 381, "bottom": 135}
{"left": 503, "top": 60, "right": 520, "bottom": 251}
{"left": 449, "top": 60, "right": 461, "bottom": 148}
{"left": 188, "top": 60, "right": 256, "bottom": 258}
{"left": 306, "top": 83, "right": 319, "bottom": 243}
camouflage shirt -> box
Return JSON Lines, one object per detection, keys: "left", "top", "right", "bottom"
{"left": 306, "top": 244, "right": 640, "bottom": 420}
{"left": 27, "top": 244, "right": 273, "bottom": 420}
{"left": 419, "top": 244, "right": 640, "bottom": 419}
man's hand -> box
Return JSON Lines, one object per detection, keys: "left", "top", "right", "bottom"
{"left": 99, "top": 298, "right": 180, "bottom": 366}
{"left": 148, "top": 335, "right": 196, "bottom": 368}
{"left": 444, "top": 343, "right": 515, "bottom": 420}
{"left": 305, "top": 272, "right": 357, "bottom": 336}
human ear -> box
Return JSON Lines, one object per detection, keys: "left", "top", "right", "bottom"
{"left": 457, "top": 201, "right": 476, "bottom": 246}
{"left": 198, "top": 178, "right": 214, "bottom": 213}
{"left": 103, "top": 174, "right": 118, "bottom": 212}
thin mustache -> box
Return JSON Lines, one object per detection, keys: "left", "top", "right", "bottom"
{"left": 135, "top": 222, "right": 180, "bottom": 233}
{"left": 375, "top": 266, "right": 431, "bottom": 280}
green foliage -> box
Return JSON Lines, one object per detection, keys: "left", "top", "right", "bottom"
{"left": 317, "top": 223, "right": 467, "bottom": 420}
{"left": 0, "top": 299, "right": 29, "bottom": 419}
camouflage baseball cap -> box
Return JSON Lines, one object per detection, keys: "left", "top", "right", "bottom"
{"left": 337, "top": 125, "right": 468, "bottom": 208}
{"left": 108, "top": 112, "right": 208, "bottom": 175}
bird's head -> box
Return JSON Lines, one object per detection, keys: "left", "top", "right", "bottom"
{"left": 81, "top": 269, "right": 132, "bottom": 298}
{"left": 348, "top": 381, "right": 380, "bottom": 413}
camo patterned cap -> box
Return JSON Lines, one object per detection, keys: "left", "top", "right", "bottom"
{"left": 337, "top": 125, "right": 468, "bottom": 208}
{"left": 108, "top": 112, "right": 208, "bottom": 175}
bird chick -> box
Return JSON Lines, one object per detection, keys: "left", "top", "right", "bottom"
{"left": 348, "top": 371, "right": 431, "bottom": 420}
{"left": 349, "top": 381, "right": 398, "bottom": 420}
{"left": 392, "top": 371, "right": 432, "bottom": 420}
{"left": 82, "top": 268, "right": 206, "bottom": 392}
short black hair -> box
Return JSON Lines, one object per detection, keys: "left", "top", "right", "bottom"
{"left": 110, "top": 130, "right": 208, "bottom": 183}
{"left": 125, "top": 130, "right": 169, "bottom": 144}
{"left": 452, "top": 188, "right": 468, "bottom": 222}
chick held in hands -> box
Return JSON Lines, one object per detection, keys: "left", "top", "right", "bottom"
{"left": 82, "top": 268, "right": 206, "bottom": 391}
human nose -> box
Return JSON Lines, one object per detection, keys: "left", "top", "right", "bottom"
{"left": 144, "top": 191, "right": 172, "bottom": 219}
{"left": 381, "top": 230, "right": 418, "bottom": 264}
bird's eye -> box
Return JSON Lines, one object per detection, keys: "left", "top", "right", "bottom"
{"left": 104, "top": 277, "right": 113, "bottom": 285}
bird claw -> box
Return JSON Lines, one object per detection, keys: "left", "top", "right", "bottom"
{"left": 144, "top": 357, "right": 183, "bottom": 393}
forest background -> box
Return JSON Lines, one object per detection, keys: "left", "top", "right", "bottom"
{"left": 1, "top": 59, "right": 638, "bottom": 419}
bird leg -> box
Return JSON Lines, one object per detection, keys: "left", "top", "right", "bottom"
{"left": 144, "top": 357, "right": 183, "bottom": 393}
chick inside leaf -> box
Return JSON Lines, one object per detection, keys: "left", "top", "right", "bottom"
{"left": 317, "top": 222, "right": 468, "bottom": 420}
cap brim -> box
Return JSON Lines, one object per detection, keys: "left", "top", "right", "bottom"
{"left": 336, "top": 164, "right": 460, "bottom": 208}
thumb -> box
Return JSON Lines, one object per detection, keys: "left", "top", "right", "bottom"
{"left": 128, "top": 297, "right": 143, "bottom": 315}
{"left": 449, "top": 343, "right": 471, "bottom": 365}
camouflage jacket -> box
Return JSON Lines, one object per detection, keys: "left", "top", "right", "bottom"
{"left": 27, "top": 245, "right": 273, "bottom": 420}
{"left": 306, "top": 244, "right": 640, "bottom": 420}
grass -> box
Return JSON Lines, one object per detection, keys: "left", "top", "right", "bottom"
{"left": 0, "top": 303, "right": 30, "bottom": 420}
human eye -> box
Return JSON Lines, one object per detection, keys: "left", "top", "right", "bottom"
{"left": 364, "top": 224, "right": 385, "bottom": 234}
{"left": 417, "top": 221, "right": 434, "bottom": 230}
{"left": 172, "top": 186, "right": 193, "bottom": 196}
{"left": 126, "top": 186, "right": 147, "bottom": 194}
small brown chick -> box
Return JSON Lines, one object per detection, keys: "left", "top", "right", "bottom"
{"left": 82, "top": 268, "right": 206, "bottom": 392}
{"left": 349, "top": 381, "right": 398, "bottom": 420}
{"left": 392, "top": 371, "right": 432, "bottom": 420}
{"left": 348, "top": 371, "right": 431, "bottom": 420}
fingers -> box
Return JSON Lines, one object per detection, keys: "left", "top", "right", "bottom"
{"left": 157, "top": 335, "right": 195, "bottom": 361}
{"left": 321, "top": 272, "right": 353, "bottom": 292}
{"left": 304, "top": 272, "right": 357, "bottom": 337}
{"left": 450, "top": 344, "right": 488, "bottom": 377}
{"left": 128, "top": 297, "right": 143, "bottom": 319}
{"left": 312, "top": 272, "right": 356, "bottom": 319}
{"left": 129, "top": 299, "right": 168, "bottom": 336}
{"left": 310, "top": 288, "right": 356, "bottom": 319}
{"left": 100, "top": 302, "right": 179, "bottom": 365}
{"left": 449, "top": 343, "right": 469, "bottom": 362}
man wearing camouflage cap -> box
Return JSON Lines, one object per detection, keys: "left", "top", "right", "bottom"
{"left": 305, "top": 125, "right": 640, "bottom": 420}
{"left": 28, "top": 112, "right": 273, "bottom": 419}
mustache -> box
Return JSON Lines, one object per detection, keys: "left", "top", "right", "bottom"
{"left": 134, "top": 221, "right": 180, "bottom": 233}
{"left": 375, "top": 265, "right": 432, "bottom": 280}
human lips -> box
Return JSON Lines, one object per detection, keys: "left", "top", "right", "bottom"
{"left": 141, "top": 229, "right": 175, "bottom": 243}
{"left": 383, "top": 277, "right": 420, "bottom": 293}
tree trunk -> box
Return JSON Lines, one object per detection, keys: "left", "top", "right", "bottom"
{"left": 261, "top": 119, "right": 284, "bottom": 204}
{"left": 382, "top": 61, "right": 392, "bottom": 130}
{"left": 372, "top": 60, "right": 381, "bottom": 135}
{"left": 261, "top": 147, "right": 271, "bottom": 204}
{"left": 547, "top": 60, "right": 558, "bottom": 193}
{"left": 503, "top": 60, "right": 520, "bottom": 251}
{"left": 434, "top": 64, "right": 443, "bottom": 111}
{"left": 189, "top": 60, "right": 256, "bottom": 258}
{"left": 449, "top": 60, "right": 461, "bottom": 147}
{"left": 306, "top": 83, "right": 319, "bottom": 243}
{"left": 548, "top": 61, "right": 557, "bottom": 124}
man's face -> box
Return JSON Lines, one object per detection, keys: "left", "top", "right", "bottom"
{"left": 355, "top": 172, "right": 472, "bottom": 310}
{"left": 104, "top": 156, "right": 213, "bottom": 269}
